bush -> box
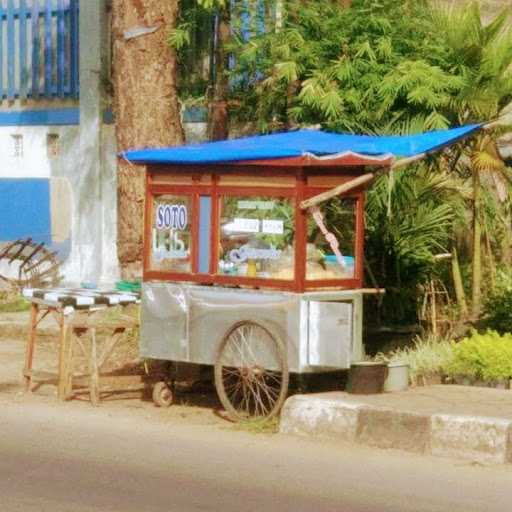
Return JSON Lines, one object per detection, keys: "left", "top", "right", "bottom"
{"left": 446, "top": 330, "right": 512, "bottom": 381}
{"left": 0, "top": 295, "right": 31, "bottom": 313}
{"left": 484, "top": 288, "right": 512, "bottom": 335}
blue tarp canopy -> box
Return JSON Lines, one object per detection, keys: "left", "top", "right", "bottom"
{"left": 122, "top": 124, "right": 482, "bottom": 166}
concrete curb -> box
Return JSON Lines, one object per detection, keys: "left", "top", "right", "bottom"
{"left": 357, "top": 407, "right": 431, "bottom": 454}
{"left": 280, "top": 395, "right": 362, "bottom": 442}
{"left": 431, "top": 414, "right": 512, "bottom": 465}
{"left": 280, "top": 395, "right": 512, "bottom": 465}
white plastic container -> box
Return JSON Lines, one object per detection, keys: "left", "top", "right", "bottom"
{"left": 384, "top": 362, "right": 409, "bottom": 392}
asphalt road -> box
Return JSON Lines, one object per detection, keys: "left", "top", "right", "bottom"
{"left": 0, "top": 400, "right": 511, "bottom": 512}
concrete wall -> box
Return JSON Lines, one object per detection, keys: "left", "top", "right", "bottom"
{"left": 66, "top": 0, "right": 117, "bottom": 285}
{"left": 0, "top": 0, "right": 119, "bottom": 287}
{"left": 0, "top": 118, "right": 119, "bottom": 285}
{"left": 0, "top": 125, "right": 79, "bottom": 179}
{"left": 49, "top": 121, "right": 118, "bottom": 285}
{"left": 0, "top": 123, "right": 78, "bottom": 263}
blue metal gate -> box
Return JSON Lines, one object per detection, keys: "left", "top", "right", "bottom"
{"left": 0, "top": 0, "right": 79, "bottom": 102}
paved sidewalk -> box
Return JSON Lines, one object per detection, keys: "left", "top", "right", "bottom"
{"left": 280, "top": 386, "right": 512, "bottom": 465}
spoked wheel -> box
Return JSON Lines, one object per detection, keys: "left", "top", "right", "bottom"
{"left": 0, "top": 238, "right": 60, "bottom": 289}
{"left": 214, "top": 320, "right": 289, "bottom": 421}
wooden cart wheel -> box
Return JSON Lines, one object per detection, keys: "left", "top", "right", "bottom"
{"left": 152, "top": 381, "right": 174, "bottom": 408}
{"left": 0, "top": 238, "right": 61, "bottom": 289}
{"left": 214, "top": 320, "right": 289, "bottom": 421}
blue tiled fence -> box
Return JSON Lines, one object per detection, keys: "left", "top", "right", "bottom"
{"left": 0, "top": 0, "right": 79, "bottom": 101}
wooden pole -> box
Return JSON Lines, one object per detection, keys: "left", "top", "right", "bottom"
{"left": 389, "top": 153, "right": 426, "bottom": 170}
{"left": 299, "top": 152, "right": 428, "bottom": 211}
{"left": 359, "top": 288, "right": 386, "bottom": 294}
{"left": 299, "top": 173, "right": 374, "bottom": 210}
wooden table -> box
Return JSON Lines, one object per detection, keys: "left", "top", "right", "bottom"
{"left": 22, "top": 288, "right": 141, "bottom": 405}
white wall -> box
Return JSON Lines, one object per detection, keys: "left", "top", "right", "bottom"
{"left": 0, "top": 123, "right": 120, "bottom": 286}
{"left": 0, "top": 125, "right": 79, "bottom": 179}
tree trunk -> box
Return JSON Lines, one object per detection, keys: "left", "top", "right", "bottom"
{"left": 499, "top": 207, "right": 512, "bottom": 265}
{"left": 451, "top": 245, "right": 468, "bottom": 317}
{"left": 484, "top": 220, "right": 496, "bottom": 291}
{"left": 208, "top": 7, "right": 230, "bottom": 141}
{"left": 112, "top": 0, "right": 185, "bottom": 278}
{"left": 472, "top": 168, "right": 482, "bottom": 317}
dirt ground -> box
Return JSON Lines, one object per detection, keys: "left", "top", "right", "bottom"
{"left": 0, "top": 310, "right": 233, "bottom": 431}
{"left": 0, "top": 309, "right": 347, "bottom": 433}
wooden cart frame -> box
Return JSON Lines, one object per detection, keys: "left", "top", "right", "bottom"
{"left": 143, "top": 164, "right": 366, "bottom": 292}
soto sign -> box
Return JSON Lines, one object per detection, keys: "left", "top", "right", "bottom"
{"left": 156, "top": 203, "right": 188, "bottom": 231}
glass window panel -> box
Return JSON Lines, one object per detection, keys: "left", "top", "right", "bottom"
{"left": 198, "top": 196, "right": 212, "bottom": 273}
{"left": 218, "top": 196, "right": 295, "bottom": 280}
{"left": 306, "top": 197, "right": 356, "bottom": 280}
{"left": 150, "top": 194, "right": 192, "bottom": 273}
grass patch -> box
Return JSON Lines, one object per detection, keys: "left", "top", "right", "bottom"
{"left": 374, "top": 333, "right": 454, "bottom": 385}
{"left": 0, "top": 297, "right": 31, "bottom": 313}
{"left": 232, "top": 416, "right": 280, "bottom": 435}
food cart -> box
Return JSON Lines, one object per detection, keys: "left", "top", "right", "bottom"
{"left": 124, "top": 124, "right": 482, "bottom": 420}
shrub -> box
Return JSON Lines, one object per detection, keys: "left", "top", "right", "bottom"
{"left": 484, "top": 288, "right": 512, "bottom": 335}
{"left": 0, "top": 295, "right": 31, "bottom": 313}
{"left": 446, "top": 330, "right": 512, "bottom": 381}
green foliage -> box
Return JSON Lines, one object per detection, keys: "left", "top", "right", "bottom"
{"left": 365, "top": 165, "right": 462, "bottom": 323}
{"left": 168, "top": 22, "right": 192, "bottom": 51}
{"left": 233, "top": 416, "right": 279, "bottom": 434}
{"left": 229, "top": 0, "right": 454, "bottom": 132}
{"left": 196, "top": 0, "right": 227, "bottom": 8}
{"left": 0, "top": 296, "right": 30, "bottom": 313}
{"left": 376, "top": 333, "right": 455, "bottom": 385}
{"left": 427, "top": 2, "right": 512, "bottom": 318}
{"left": 483, "top": 269, "right": 512, "bottom": 334}
{"left": 378, "top": 330, "right": 512, "bottom": 384}
{"left": 447, "top": 330, "right": 512, "bottom": 381}
{"left": 169, "top": 0, "right": 218, "bottom": 102}
{"left": 171, "top": 0, "right": 512, "bottom": 327}
{"left": 227, "top": 0, "right": 512, "bottom": 133}
{"left": 430, "top": 1, "right": 512, "bottom": 123}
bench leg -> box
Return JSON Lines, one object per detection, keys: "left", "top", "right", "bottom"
{"left": 57, "top": 311, "right": 70, "bottom": 401}
{"left": 89, "top": 328, "right": 100, "bottom": 406}
{"left": 63, "top": 328, "right": 76, "bottom": 400}
{"left": 23, "top": 303, "right": 39, "bottom": 391}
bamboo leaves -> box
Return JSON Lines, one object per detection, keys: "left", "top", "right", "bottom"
{"left": 168, "top": 23, "right": 191, "bottom": 50}
{"left": 228, "top": 0, "right": 447, "bottom": 132}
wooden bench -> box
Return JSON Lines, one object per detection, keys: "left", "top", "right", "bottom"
{"left": 23, "top": 288, "right": 142, "bottom": 405}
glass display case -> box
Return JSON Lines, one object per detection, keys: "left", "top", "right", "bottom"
{"left": 144, "top": 168, "right": 364, "bottom": 292}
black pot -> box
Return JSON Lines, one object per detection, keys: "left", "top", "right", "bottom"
{"left": 347, "top": 362, "right": 388, "bottom": 394}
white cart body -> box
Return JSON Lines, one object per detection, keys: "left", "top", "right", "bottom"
{"left": 141, "top": 282, "right": 363, "bottom": 373}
